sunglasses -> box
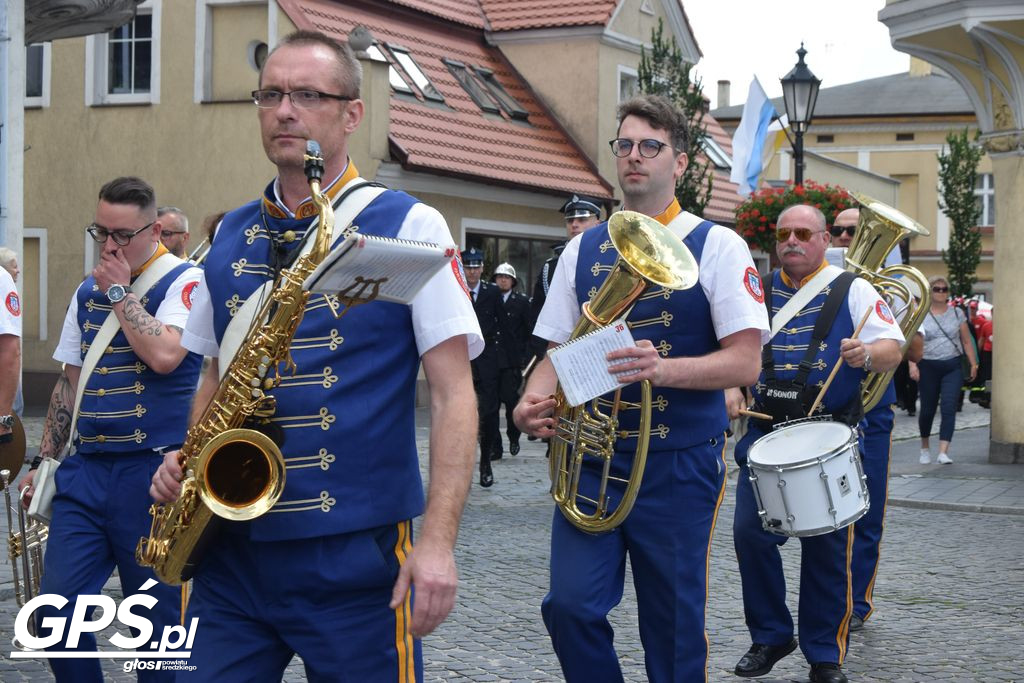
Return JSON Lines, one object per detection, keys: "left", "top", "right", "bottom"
{"left": 775, "top": 227, "right": 823, "bottom": 243}
{"left": 932, "top": 286, "right": 949, "bottom": 293}
{"left": 829, "top": 225, "right": 856, "bottom": 237}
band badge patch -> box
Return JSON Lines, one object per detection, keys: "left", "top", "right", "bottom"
{"left": 181, "top": 281, "right": 199, "bottom": 310}
{"left": 5, "top": 291, "right": 20, "bottom": 317}
{"left": 875, "top": 300, "right": 894, "bottom": 324}
{"left": 743, "top": 267, "right": 764, "bottom": 303}
{"left": 452, "top": 255, "right": 470, "bottom": 298}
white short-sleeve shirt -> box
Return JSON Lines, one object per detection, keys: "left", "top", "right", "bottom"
{"left": 53, "top": 266, "right": 204, "bottom": 367}
{"left": 535, "top": 222, "right": 771, "bottom": 346}
{"left": 0, "top": 268, "right": 21, "bottom": 339}
{"left": 182, "top": 200, "right": 483, "bottom": 361}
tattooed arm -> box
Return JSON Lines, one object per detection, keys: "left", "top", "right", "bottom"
{"left": 19, "top": 365, "right": 80, "bottom": 503}
{"left": 111, "top": 294, "right": 190, "bottom": 374}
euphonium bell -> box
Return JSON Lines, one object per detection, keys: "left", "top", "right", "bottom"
{"left": 844, "top": 192, "right": 931, "bottom": 411}
{"left": 549, "top": 211, "right": 698, "bottom": 534}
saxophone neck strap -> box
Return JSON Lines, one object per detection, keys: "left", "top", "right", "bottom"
{"left": 66, "top": 253, "right": 185, "bottom": 456}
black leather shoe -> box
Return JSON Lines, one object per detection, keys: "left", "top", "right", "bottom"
{"left": 849, "top": 614, "right": 864, "bottom": 632}
{"left": 809, "top": 662, "right": 847, "bottom": 683}
{"left": 734, "top": 639, "right": 797, "bottom": 677}
{"left": 509, "top": 439, "right": 520, "bottom": 455}
{"left": 479, "top": 470, "right": 493, "bottom": 487}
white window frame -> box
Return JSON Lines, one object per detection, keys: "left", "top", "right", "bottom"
{"left": 617, "top": 65, "right": 639, "bottom": 104}
{"left": 23, "top": 228, "right": 48, "bottom": 341}
{"left": 85, "top": 0, "right": 162, "bottom": 106}
{"left": 974, "top": 172, "right": 995, "bottom": 226}
{"left": 701, "top": 135, "right": 732, "bottom": 170}
{"left": 25, "top": 43, "right": 51, "bottom": 108}
{"left": 194, "top": 0, "right": 270, "bottom": 103}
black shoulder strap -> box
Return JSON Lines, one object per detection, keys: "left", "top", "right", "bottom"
{"left": 791, "top": 271, "right": 856, "bottom": 386}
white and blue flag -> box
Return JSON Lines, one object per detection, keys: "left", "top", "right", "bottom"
{"left": 730, "top": 77, "right": 778, "bottom": 197}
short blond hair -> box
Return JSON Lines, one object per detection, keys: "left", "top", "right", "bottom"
{"left": 0, "top": 247, "right": 16, "bottom": 269}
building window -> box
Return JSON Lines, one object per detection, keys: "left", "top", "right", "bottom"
{"left": 816, "top": 134, "right": 834, "bottom": 143}
{"left": 896, "top": 132, "right": 915, "bottom": 142}
{"left": 618, "top": 66, "right": 639, "bottom": 103}
{"left": 445, "top": 59, "right": 500, "bottom": 115}
{"left": 465, "top": 233, "right": 560, "bottom": 292}
{"left": 974, "top": 173, "right": 996, "bottom": 226}
{"left": 473, "top": 67, "right": 528, "bottom": 120}
{"left": 25, "top": 43, "right": 50, "bottom": 107}
{"left": 367, "top": 45, "right": 415, "bottom": 95}
{"left": 389, "top": 45, "right": 444, "bottom": 103}
{"left": 86, "top": 0, "right": 162, "bottom": 105}
{"left": 701, "top": 136, "right": 732, "bottom": 170}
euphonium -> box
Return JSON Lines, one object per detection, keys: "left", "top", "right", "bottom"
{"left": 844, "top": 192, "right": 931, "bottom": 411}
{"left": 549, "top": 211, "right": 698, "bottom": 533}
{"left": 137, "top": 141, "right": 336, "bottom": 584}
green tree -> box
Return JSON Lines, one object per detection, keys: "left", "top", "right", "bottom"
{"left": 637, "top": 18, "right": 712, "bottom": 217}
{"left": 938, "top": 129, "right": 983, "bottom": 297}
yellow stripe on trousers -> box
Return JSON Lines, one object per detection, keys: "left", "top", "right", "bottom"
{"left": 701, "top": 433, "right": 730, "bottom": 683}
{"left": 836, "top": 525, "right": 855, "bottom": 663}
{"left": 392, "top": 520, "right": 416, "bottom": 683}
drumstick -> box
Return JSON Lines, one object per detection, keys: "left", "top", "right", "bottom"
{"left": 739, "top": 408, "right": 773, "bottom": 421}
{"left": 807, "top": 305, "right": 874, "bottom": 417}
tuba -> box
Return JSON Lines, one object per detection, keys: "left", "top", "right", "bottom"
{"left": 549, "top": 211, "right": 699, "bottom": 534}
{"left": 137, "top": 141, "right": 339, "bottom": 584}
{"left": 843, "top": 192, "right": 931, "bottom": 411}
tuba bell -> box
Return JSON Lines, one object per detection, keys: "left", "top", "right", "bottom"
{"left": 843, "top": 192, "right": 931, "bottom": 411}
{"left": 548, "top": 211, "right": 699, "bottom": 534}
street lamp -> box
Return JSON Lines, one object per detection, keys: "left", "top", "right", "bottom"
{"left": 780, "top": 43, "right": 821, "bottom": 186}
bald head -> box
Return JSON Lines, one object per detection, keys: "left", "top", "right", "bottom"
{"left": 831, "top": 208, "right": 859, "bottom": 247}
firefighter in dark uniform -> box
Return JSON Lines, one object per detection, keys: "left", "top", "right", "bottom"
{"left": 463, "top": 248, "right": 502, "bottom": 487}
{"left": 529, "top": 194, "right": 604, "bottom": 365}
{"left": 492, "top": 263, "right": 532, "bottom": 458}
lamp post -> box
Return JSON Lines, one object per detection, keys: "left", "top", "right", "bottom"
{"left": 780, "top": 44, "right": 821, "bottom": 186}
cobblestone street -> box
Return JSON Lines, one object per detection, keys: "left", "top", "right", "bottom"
{"left": 0, "top": 407, "right": 1021, "bottom": 681}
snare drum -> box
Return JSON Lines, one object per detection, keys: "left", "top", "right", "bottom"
{"left": 747, "top": 419, "right": 869, "bottom": 537}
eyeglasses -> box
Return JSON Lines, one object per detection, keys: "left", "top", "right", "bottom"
{"left": 160, "top": 230, "right": 187, "bottom": 238}
{"left": 251, "top": 89, "right": 354, "bottom": 109}
{"left": 86, "top": 221, "right": 155, "bottom": 246}
{"left": 775, "top": 227, "right": 823, "bottom": 242}
{"left": 932, "top": 286, "right": 949, "bottom": 293}
{"left": 829, "top": 225, "right": 856, "bottom": 237}
{"left": 608, "top": 138, "right": 672, "bottom": 158}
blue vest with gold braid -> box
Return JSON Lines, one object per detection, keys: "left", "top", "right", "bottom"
{"left": 203, "top": 179, "right": 424, "bottom": 541}
{"left": 574, "top": 218, "right": 725, "bottom": 451}
{"left": 74, "top": 264, "right": 202, "bottom": 453}
{"left": 735, "top": 268, "right": 865, "bottom": 464}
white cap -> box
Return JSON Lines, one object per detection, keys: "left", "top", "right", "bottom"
{"left": 494, "top": 262, "right": 517, "bottom": 282}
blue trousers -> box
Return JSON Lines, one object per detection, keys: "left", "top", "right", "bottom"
{"left": 852, "top": 404, "right": 894, "bottom": 621}
{"left": 542, "top": 436, "right": 728, "bottom": 683}
{"left": 37, "top": 451, "right": 180, "bottom": 682}
{"left": 733, "top": 458, "right": 853, "bottom": 665}
{"left": 185, "top": 521, "right": 421, "bottom": 682}
{"left": 917, "top": 357, "right": 963, "bottom": 442}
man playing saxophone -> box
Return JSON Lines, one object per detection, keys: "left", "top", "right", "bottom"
{"left": 19, "top": 176, "right": 203, "bottom": 681}
{"left": 514, "top": 94, "right": 769, "bottom": 682}
{"left": 149, "top": 30, "right": 480, "bottom": 681}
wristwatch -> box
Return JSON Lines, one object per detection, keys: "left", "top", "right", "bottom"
{"left": 0, "top": 415, "right": 13, "bottom": 429}
{"left": 106, "top": 283, "right": 132, "bottom": 304}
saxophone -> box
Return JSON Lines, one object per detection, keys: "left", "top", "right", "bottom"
{"left": 137, "top": 141, "right": 336, "bottom": 585}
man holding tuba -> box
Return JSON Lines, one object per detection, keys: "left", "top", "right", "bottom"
{"left": 19, "top": 176, "right": 203, "bottom": 681}
{"left": 726, "top": 204, "right": 905, "bottom": 683}
{"left": 515, "top": 94, "right": 768, "bottom": 682}
{"left": 150, "top": 31, "right": 481, "bottom": 681}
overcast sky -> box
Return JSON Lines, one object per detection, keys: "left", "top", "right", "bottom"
{"left": 685, "top": 0, "right": 911, "bottom": 111}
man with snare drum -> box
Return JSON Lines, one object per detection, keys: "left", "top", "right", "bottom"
{"left": 726, "top": 203, "right": 903, "bottom": 683}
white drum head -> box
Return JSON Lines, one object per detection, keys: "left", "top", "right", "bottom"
{"left": 749, "top": 421, "right": 854, "bottom": 467}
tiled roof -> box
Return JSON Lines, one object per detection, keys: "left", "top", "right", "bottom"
{"left": 479, "top": 0, "right": 617, "bottom": 31}
{"left": 701, "top": 114, "right": 741, "bottom": 225}
{"left": 383, "top": 0, "right": 487, "bottom": 28}
{"left": 278, "top": 0, "right": 613, "bottom": 200}
{"left": 712, "top": 71, "right": 974, "bottom": 122}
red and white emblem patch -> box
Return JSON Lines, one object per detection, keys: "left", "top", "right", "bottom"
{"left": 743, "top": 267, "right": 764, "bottom": 303}
{"left": 452, "top": 255, "right": 471, "bottom": 299}
{"left": 4, "top": 291, "right": 20, "bottom": 317}
{"left": 181, "top": 281, "right": 199, "bottom": 310}
{"left": 875, "top": 300, "right": 894, "bottom": 324}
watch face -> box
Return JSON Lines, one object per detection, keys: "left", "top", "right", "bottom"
{"left": 107, "top": 284, "right": 128, "bottom": 303}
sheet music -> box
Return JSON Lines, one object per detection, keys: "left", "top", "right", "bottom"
{"left": 548, "top": 319, "right": 638, "bottom": 407}
{"left": 305, "top": 234, "right": 455, "bottom": 304}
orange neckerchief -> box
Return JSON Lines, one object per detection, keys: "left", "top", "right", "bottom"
{"left": 131, "top": 243, "right": 169, "bottom": 279}
{"left": 651, "top": 198, "right": 682, "bottom": 226}
{"left": 780, "top": 259, "right": 828, "bottom": 289}
{"left": 262, "top": 160, "right": 360, "bottom": 220}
